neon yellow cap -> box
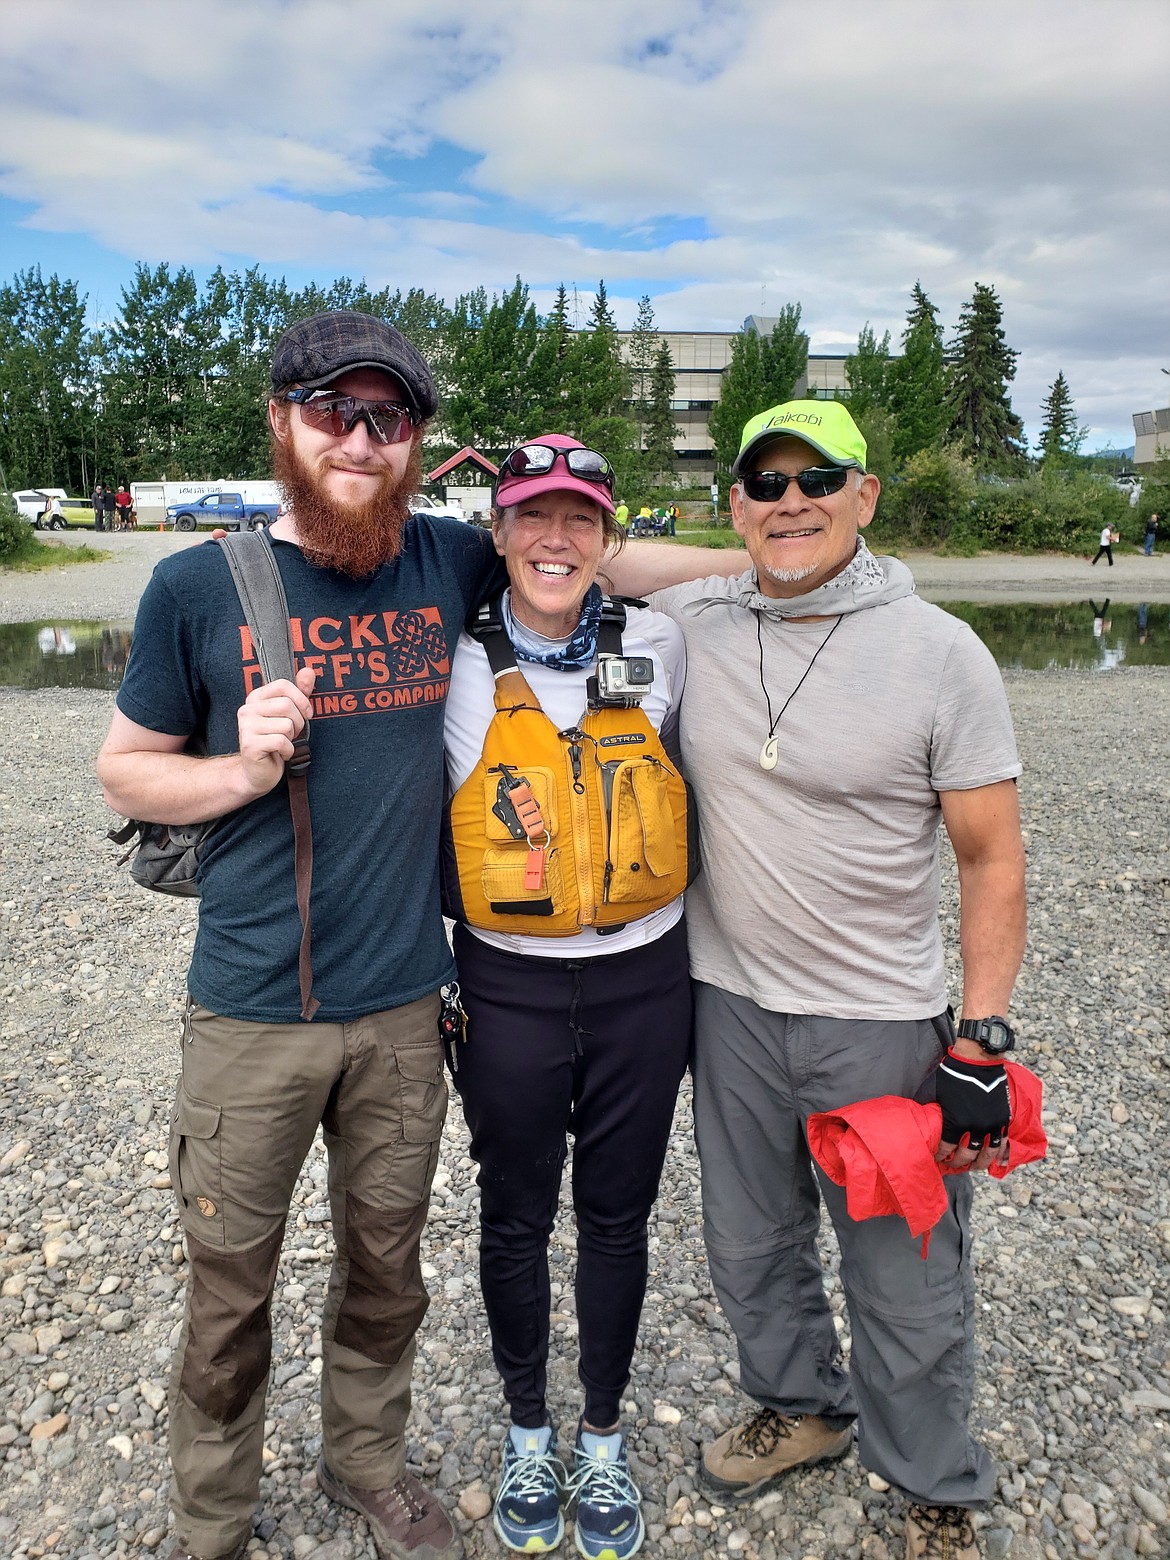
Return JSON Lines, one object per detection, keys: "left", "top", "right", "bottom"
{"left": 731, "top": 400, "right": 867, "bottom": 478}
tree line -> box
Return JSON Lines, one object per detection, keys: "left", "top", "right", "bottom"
{"left": 0, "top": 260, "right": 1108, "bottom": 524}
{"left": 0, "top": 265, "right": 682, "bottom": 502}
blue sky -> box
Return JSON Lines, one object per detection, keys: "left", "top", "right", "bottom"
{"left": 1, "top": 0, "right": 1166, "bottom": 451}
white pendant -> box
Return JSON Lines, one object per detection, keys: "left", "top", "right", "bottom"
{"left": 759, "top": 736, "right": 779, "bottom": 770}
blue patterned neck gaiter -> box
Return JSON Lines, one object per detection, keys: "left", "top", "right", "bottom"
{"left": 507, "top": 584, "right": 604, "bottom": 671}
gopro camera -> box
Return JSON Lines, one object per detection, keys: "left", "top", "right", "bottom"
{"left": 593, "top": 654, "right": 655, "bottom": 706}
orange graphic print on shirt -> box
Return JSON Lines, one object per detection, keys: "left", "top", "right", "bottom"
{"left": 239, "top": 606, "right": 451, "bottom": 717}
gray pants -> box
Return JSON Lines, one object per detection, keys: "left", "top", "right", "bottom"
{"left": 167, "top": 993, "right": 446, "bottom": 1555}
{"left": 691, "top": 983, "right": 995, "bottom": 1508}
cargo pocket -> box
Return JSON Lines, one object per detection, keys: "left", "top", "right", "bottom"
{"left": 607, "top": 760, "right": 678, "bottom": 902}
{"left": 169, "top": 1089, "right": 226, "bottom": 1246}
{"left": 393, "top": 1042, "right": 449, "bottom": 1145}
{"left": 481, "top": 844, "right": 567, "bottom": 916}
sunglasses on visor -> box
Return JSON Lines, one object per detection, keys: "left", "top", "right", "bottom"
{"left": 741, "top": 466, "right": 853, "bottom": 502}
{"left": 284, "top": 388, "right": 418, "bottom": 445}
{"left": 497, "top": 443, "right": 615, "bottom": 494}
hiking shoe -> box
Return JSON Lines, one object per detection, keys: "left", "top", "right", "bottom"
{"left": 700, "top": 1406, "right": 851, "bottom": 1501}
{"left": 493, "top": 1423, "right": 566, "bottom": 1552}
{"left": 906, "top": 1503, "right": 980, "bottom": 1559}
{"left": 316, "top": 1457, "right": 461, "bottom": 1560}
{"left": 569, "top": 1426, "right": 644, "bottom": 1560}
{"left": 164, "top": 1545, "right": 248, "bottom": 1560}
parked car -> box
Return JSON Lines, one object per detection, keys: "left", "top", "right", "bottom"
{"left": 166, "top": 491, "right": 280, "bottom": 532}
{"left": 410, "top": 494, "right": 467, "bottom": 521}
{"left": 11, "top": 489, "right": 70, "bottom": 528}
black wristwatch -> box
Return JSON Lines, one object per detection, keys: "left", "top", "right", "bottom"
{"left": 956, "top": 1015, "right": 1016, "bottom": 1056}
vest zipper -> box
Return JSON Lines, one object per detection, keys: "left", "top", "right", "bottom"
{"left": 560, "top": 726, "right": 598, "bottom": 925}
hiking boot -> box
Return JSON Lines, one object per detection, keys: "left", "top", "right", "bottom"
{"left": 164, "top": 1545, "right": 248, "bottom": 1560}
{"left": 316, "top": 1457, "right": 461, "bottom": 1560}
{"left": 699, "top": 1406, "right": 851, "bottom": 1501}
{"left": 569, "top": 1425, "right": 644, "bottom": 1560}
{"left": 905, "top": 1503, "right": 980, "bottom": 1559}
{"left": 493, "top": 1423, "right": 567, "bottom": 1552}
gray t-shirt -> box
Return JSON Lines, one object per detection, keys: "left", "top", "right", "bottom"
{"left": 652, "top": 569, "right": 1022, "bottom": 1020}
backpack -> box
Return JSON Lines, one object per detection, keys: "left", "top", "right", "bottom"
{"left": 108, "top": 528, "right": 320, "bottom": 1018}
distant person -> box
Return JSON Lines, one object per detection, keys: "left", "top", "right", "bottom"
{"left": 614, "top": 499, "right": 629, "bottom": 529}
{"left": 116, "top": 485, "right": 133, "bottom": 529}
{"left": 101, "top": 486, "right": 118, "bottom": 532}
{"left": 1091, "top": 523, "right": 1116, "bottom": 566}
{"left": 1144, "top": 512, "right": 1158, "bottom": 556}
{"left": 92, "top": 484, "right": 105, "bottom": 532}
{"left": 43, "top": 494, "right": 64, "bottom": 527}
{"left": 668, "top": 502, "right": 679, "bottom": 536}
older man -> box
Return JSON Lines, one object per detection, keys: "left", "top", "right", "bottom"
{"left": 97, "top": 311, "right": 740, "bottom": 1560}
{"left": 652, "top": 400, "right": 1027, "bottom": 1560}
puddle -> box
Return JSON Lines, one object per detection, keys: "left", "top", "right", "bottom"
{"left": 0, "top": 601, "right": 1168, "bottom": 689}
{"left": 943, "top": 601, "right": 1170, "bottom": 671}
{"left": 0, "top": 621, "right": 135, "bottom": 689}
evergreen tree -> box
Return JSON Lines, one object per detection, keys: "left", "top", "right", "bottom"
{"left": 442, "top": 278, "right": 542, "bottom": 462}
{"left": 945, "top": 283, "right": 1025, "bottom": 472}
{"left": 560, "top": 280, "right": 634, "bottom": 487}
{"left": 708, "top": 328, "right": 767, "bottom": 479}
{"left": 627, "top": 294, "right": 658, "bottom": 440}
{"left": 887, "top": 282, "right": 948, "bottom": 461}
{"left": 761, "top": 304, "right": 808, "bottom": 405}
{"left": 644, "top": 341, "right": 680, "bottom": 486}
{"left": 1037, "top": 371, "right": 1087, "bottom": 464}
{"left": 0, "top": 267, "right": 92, "bottom": 491}
{"left": 845, "top": 323, "right": 891, "bottom": 418}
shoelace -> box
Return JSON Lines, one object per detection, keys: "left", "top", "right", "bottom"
{"left": 909, "top": 1503, "right": 976, "bottom": 1557}
{"left": 731, "top": 1406, "right": 796, "bottom": 1457}
{"left": 568, "top": 1448, "right": 642, "bottom": 1510}
{"left": 498, "top": 1447, "right": 567, "bottom": 1503}
{"left": 387, "top": 1474, "right": 433, "bottom": 1525}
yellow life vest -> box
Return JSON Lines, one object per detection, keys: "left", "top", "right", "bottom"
{"left": 444, "top": 598, "right": 691, "bottom": 936}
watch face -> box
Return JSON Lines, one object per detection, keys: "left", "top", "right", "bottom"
{"left": 985, "top": 1019, "right": 1013, "bottom": 1053}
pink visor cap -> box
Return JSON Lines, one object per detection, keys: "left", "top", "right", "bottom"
{"left": 493, "top": 434, "right": 616, "bottom": 516}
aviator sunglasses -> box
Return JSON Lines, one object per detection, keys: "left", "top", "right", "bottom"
{"left": 284, "top": 387, "right": 418, "bottom": 445}
{"left": 741, "top": 465, "right": 853, "bottom": 502}
{"left": 496, "top": 443, "right": 616, "bottom": 496}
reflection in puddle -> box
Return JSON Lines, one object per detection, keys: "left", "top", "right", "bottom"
{"left": 0, "top": 602, "right": 1168, "bottom": 689}
{"left": 941, "top": 601, "right": 1170, "bottom": 671}
{"left": 0, "top": 621, "right": 135, "bottom": 689}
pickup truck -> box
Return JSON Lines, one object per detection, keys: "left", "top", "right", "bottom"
{"left": 166, "top": 491, "right": 280, "bottom": 532}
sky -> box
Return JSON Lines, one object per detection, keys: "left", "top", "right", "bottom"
{"left": 1, "top": 0, "right": 1166, "bottom": 452}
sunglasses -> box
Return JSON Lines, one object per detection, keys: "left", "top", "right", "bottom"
{"left": 284, "top": 388, "right": 417, "bottom": 445}
{"left": 741, "top": 466, "right": 853, "bottom": 502}
{"left": 497, "top": 443, "right": 615, "bottom": 494}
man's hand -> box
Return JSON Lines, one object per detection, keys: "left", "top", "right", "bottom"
{"left": 237, "top": 666, "right": 316, "bottom": 797}
{"left": 934, "top": 1048, "right": 1011, "bottom": 1172}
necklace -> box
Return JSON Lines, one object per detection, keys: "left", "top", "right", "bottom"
{"left": 755, "top": 614, "right": 843, "bottom": 770}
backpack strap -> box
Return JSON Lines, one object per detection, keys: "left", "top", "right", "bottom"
{"left": 216, "top": 530, "right": 319, "bottom": 1021}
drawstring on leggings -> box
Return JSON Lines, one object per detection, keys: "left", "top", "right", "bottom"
{"left": 567, "top": 962, "right": 592, "bottom": 1056}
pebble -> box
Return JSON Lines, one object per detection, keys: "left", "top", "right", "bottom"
{"left": 0, "top": 568, "right": 1167, "bottom": 1559}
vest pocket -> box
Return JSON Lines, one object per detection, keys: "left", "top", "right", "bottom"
{"left": 481, "top": 844, "right": 568, "bottom": 916}
{"left": 606, "top": 759, "right": 679, "bottom": 902}
{"left": 483, "top": 764, "right": 560, "bottom": 840}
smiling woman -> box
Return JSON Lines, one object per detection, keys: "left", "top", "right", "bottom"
{"left": 439, "top": 431, "right": 691, "bottom": 1558}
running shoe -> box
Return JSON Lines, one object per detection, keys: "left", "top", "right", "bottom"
{"left": 493, "top": 1423, "right": 566, "bottom": 1553}
{"left": 569, "top": 1426, "right": 644, "bottom": 1560}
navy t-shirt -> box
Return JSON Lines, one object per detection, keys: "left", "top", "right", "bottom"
{"left": 117, "top": 516, "right": 502, "bottom": 1023}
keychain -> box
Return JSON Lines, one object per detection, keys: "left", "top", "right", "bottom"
{"left": 438, "top": 981, "right": 469, "bottom": 1070}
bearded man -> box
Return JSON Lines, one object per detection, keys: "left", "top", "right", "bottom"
{"left": 97, "top": 311, "right": 738, "bottom": 1560}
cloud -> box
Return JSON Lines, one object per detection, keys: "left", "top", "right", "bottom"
{"left": 0, "top": 0, "right": 1165, "bottom": 444}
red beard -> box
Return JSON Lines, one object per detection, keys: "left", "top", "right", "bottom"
{"left": 270, "top": 433, "right": 424, "bottom": 578}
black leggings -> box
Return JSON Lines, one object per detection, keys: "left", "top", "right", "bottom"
{"left": 1092, "top": 544, "right": 1113, "bottom": 566}
{"left": 451, "top": 918, "right": 691, "bottom": 1428}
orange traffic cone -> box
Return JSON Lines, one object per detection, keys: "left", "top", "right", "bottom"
{"left": 158, "top": 521, "right": 164, "bottom": 532}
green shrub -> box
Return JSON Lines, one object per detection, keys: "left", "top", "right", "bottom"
{"left": 971, "top": 473, "right": 1128, "bottom": 553}
{"left": 0, "top": 496, "right": 34, "bottom": 564}
{"left": 875, "top": 447, "right": 975, "bottom": 546}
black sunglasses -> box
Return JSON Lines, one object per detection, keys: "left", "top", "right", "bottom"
{"left": 741, "top": 466, "right": 853, "bottom": 502}
{"left": 496, "top": 443, "right": 615, "bottom": 496}
{"left": 284, "top": 388, "right": 417, "bottom": 445}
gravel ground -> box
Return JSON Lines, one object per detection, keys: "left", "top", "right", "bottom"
{"left": 0, "top": 544, "right": 1167, "bottom": 1559}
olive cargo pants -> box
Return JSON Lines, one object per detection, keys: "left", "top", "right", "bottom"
{"left": 167, "top": 994, "right": 446, "bottom": 1556}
